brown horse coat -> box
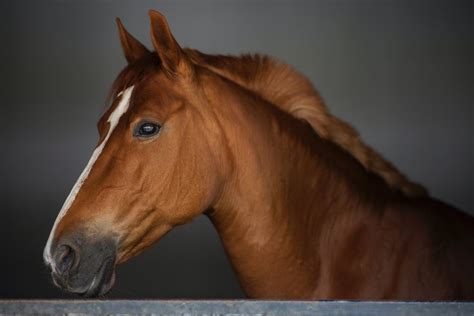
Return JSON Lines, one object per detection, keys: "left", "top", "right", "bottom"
{"left": 44, "top": 10, "right": 474, "bottom": 299}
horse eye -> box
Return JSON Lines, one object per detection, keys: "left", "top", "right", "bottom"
{"left": 134, "top": 122, "right": 161, "bottom": 138}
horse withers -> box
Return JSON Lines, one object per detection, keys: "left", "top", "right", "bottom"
{"left": 44, "top": 10, "right": 474, "bottom": 299}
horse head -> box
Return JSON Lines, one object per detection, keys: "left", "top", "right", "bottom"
{"left": 43, "top": 10, "right": 229, "bottom": 296}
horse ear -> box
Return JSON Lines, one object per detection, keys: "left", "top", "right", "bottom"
{"left": 149, "top": 10, "right": 190, "bottom": 75}
{"left": 116, "top": 18, "right": 150, "bottom": 64}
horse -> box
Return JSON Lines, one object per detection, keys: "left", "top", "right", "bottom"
{"left": 43, "top": 10, "right": 474, "bottom": 299}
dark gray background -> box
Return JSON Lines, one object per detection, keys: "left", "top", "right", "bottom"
{"left": 1, "top": 0, "right": 472, "bottom": 298}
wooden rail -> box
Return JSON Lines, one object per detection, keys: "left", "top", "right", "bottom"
{"left": 1, "top": 300, "right": 473, "bottom": 315}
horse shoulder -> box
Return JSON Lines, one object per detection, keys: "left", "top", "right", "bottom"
{"left": 382, "top": 197, "right": 474, "bottom": 299}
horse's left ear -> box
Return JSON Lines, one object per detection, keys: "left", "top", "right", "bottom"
{"left": 116, "top": 18, "right": 150, "bottom": 64}
{"left": 149, "top": 10, "right": 191, "bottom": 75}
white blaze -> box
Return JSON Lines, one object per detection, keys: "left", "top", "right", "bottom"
{"left": 43, "top": 86, "right": 134, "bottom": 269}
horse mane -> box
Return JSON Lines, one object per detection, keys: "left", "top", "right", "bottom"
{"left": 186, "top": 49, "right": 427, "bottom": 197}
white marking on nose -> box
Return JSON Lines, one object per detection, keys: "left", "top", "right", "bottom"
{"left": 43, "top": 85, "right": 135, "bottom": 270}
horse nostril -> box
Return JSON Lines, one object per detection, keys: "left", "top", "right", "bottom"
{"left": 55, "top": 244, "right": 78, "bottom": 275}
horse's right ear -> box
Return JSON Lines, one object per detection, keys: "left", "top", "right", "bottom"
{"left": 149, "top": 10, "right": 192, "bottom": 76}
{"left": 116, "top": 18, "right": 150, "bottom": 64}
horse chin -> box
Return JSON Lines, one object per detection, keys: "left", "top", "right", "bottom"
{"left": 80, "top": 257, "right": 116, "bottom": 298}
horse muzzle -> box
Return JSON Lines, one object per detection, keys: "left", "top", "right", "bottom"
{"left": 45, "top": 232, "right": 117, "bottom": 297}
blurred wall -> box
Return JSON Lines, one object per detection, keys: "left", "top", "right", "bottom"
{"left": 1, "top": 0, "right": 472, "bottom": 298}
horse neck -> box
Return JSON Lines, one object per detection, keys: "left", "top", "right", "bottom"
{"left": 204, "top": 72, "right": 393, "bottom": 298}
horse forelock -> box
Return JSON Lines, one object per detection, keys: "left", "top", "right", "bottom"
{"left": 108, "top": 53, "right": 160, "bottom": 106}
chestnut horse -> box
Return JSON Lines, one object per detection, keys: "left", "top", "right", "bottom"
{"left": 44, "top": 10, "right": 474, "bottom": 299}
